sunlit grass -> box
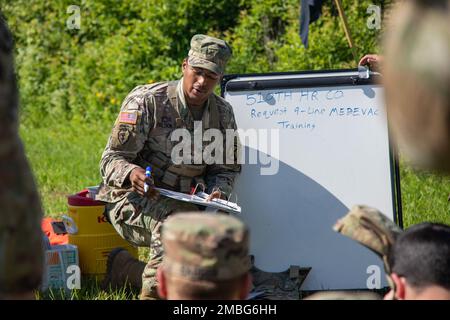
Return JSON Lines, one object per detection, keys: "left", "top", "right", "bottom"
{"left": 400, "top": 161, "right": 450, "bottom": 227}
{"left": 35, "top": 276, "right": 139, "bottom": 300}
{"left": 20, "top": 120, "right": 109, "bottom": 216}
{"left": 20, "top": 120, "right": 449, "bottom": 299}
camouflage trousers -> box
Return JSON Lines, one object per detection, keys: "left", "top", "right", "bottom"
{"left": 105, "top": 191, "right": 199, "bottom": 300}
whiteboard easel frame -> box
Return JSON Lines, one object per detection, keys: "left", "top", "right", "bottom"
{"left": 220, "top": 68, "right": 403, "bottom": 227}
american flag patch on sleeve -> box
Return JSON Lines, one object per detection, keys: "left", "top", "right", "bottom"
{"left": 119, "top": 111, "right": 138, "bottom": 124}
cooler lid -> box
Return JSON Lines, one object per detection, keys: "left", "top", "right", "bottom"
{"left": 67, "top": 190, "right": 105, "bottom": 206}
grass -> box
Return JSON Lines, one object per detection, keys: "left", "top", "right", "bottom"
{"left": 400, "top": 163, "right": 450, "bottom": 226}
{"left": 20, "top": 119, "right": 109, "bottom": 216}
{"left": 20, "top": 119, "right": 449, "bottom": 299}
{"left": 20, "top": 120, "right": 149, "bottom": 300}
{"left": 35, "top": 277, "right": 139, "bottom": 300}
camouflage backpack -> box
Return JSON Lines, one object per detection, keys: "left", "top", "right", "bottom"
{"left": 248, "top": 257, "right": 311, "bottom": 300}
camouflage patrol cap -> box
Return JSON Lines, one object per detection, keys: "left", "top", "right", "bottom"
{"left": 333, "top": 205, "right": 402, "bottom": 274}
{"left": 188, "top": 34, "right": 232, "bottom": 75}
{"left": 161, "top": 212, "right": 251, "bottom": 281}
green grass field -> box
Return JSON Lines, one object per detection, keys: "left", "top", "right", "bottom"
{"left": 20, "top": 120, "right": 109, "bottom": 216}
{"left": 20, "top": 120, "right": 450, "bottom": 299}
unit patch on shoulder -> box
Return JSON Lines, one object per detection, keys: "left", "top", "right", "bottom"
{"left": 117, "top": 124, "right": 131, "bottom": 145}
{"left": 119, "top": 111, "right": 138, "bottom": 124}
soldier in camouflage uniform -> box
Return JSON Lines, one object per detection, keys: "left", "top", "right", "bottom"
{"left": 307, "top": 205, "right": 402, "bottom": 300}
{"left": 383, "top": 222, "right": 450, "bottom": 300}
{"left": 334, "top": 205, "right": 402, "bottom": 276}
{"left": 156, "top": 212, "right": 252, "bottom": 300}
{"left": 336, "top": 209, "right": 450, "bottom": 300}
{"left": 0, "top": 14, "right": 44, "bottom": 299}
{"left": 307, "top": 207, "right": 450, "bottom": 300}
{"left": 98, "top": 34, "right": 241, "bottom": 299}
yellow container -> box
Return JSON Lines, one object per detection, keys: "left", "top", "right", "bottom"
{"left": 66, "top": 190, "right": 138, "bottom": 279}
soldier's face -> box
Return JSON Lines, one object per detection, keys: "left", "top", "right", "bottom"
{"left": 182, "top": 59, "right": 220, "bottom": 107}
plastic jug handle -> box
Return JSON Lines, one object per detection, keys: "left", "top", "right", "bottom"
{"left": 62, "top": 215, "right": 78, "bottom": 234}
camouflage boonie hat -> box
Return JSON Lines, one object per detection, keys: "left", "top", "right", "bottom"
{"left": 333, "top": 205, "right": 402, "bottom": 274}
{"left": 188, "top": 34, "right": 232, "bottom": 75}
{"left": 161, "top": 212, "right": 251, "bottom": 281}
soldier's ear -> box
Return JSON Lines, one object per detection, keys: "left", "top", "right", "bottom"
{"left": 390, "top": 273, "right": 406, "bottom": 300}
{"left": 239, "top": 273, "right": 252, "bottom": 300}
{"left": 182, "top": 58, "right": 188, "bottom": 72}
{"left": 156, "top": 267, "right": 168, "bottom": 299}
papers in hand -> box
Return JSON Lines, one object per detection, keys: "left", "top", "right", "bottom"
{"left": 154, "top": 187, "right": 241, "bottom": 215}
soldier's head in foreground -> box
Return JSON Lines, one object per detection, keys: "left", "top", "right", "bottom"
{"left": 386, "top": 222, "right": 450, "bottom": 300}
{"left": 335, "top": 206, "right": 450, "bottom": 300}
{"left": 157, "top": 212, "right": 252, "bottom": 300}
{"left": 334, "top": 205, "right": 402, "bottom": 275}
{"left": 383, "top": 0, "right": 450, "bottom": 173}
{"left": 305, "top": 205, "right": 401, "bottom": 300}
{"left": 181, "top": 34, "right": 232, "bottom": 108}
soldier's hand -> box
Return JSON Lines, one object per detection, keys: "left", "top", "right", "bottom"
{"left": 130, "top": 167, "right": 155, "bottom": 197}
{"left": 358, "top": 54, "right": 383, "bottom": 71}
{"left": 206, "top": 190, "right": 223, "bottom": 202}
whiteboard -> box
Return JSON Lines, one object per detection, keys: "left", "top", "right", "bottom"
{"left": 222, "top": 70, "right": 401, "bottom": 291}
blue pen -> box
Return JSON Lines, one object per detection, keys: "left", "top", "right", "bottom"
{"left": 144, "top": 166, "right": 152, "bottom": 193}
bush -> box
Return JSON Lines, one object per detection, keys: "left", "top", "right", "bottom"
{"left": 1, "top": 0, "right": 390, "bottom": 126}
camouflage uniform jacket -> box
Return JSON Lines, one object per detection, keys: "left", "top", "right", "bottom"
{"left": 97, "top": 79, "right": 241, "bottom": 203}
{"left": 0, "top": 16, "right": 43, "bottom": 294}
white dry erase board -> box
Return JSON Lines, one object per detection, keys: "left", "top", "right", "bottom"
{"left": 221, "top": 69, "right": 402, "bottom": 291}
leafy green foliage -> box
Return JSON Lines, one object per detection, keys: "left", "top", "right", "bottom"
{"left": 11, "top": 0, "right": 446, "bottom": 228}
{"left": 1, "top": 0, "right": 387, "bottom": 126}
{"left": 225, "top": 0, "right": 383, "bottom": 73}
{"left": 3, "top": 0, "right": 449, "bottom": 300}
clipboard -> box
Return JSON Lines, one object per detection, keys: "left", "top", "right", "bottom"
{"left": 154, "top": 184, "right": 241, "bottom": 215}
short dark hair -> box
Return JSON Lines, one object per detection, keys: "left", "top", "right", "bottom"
{"left": 166, "top": 273, "right": 248, "bottom": 300}
{"left": 388, "top": 223, "right": 450, "bottom": 290}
